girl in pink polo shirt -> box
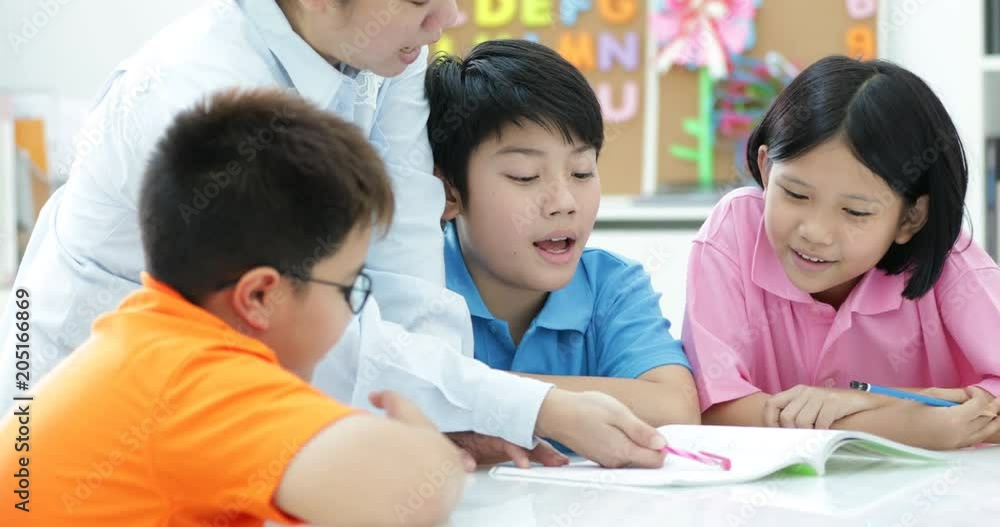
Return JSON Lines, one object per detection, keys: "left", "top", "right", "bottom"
{"left": 683, "top": 55, "right": 1000, "bottom": 450}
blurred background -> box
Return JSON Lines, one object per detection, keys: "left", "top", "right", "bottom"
{"left": 0, "top": 0, "right": 994, "bottom": 325}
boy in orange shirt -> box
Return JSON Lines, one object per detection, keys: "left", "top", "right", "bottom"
{"left": 0, "top": 89, "right": 465, "bottom": 526}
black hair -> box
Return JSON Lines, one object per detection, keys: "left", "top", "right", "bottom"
{"left": 139, "top": 88, "right": 394, "bottom": 304}
{"left": 747, "top": 55, "right": 968, "bottom": 299}
{"left": 426, "top": 39, "right": 604, "bottom": 203}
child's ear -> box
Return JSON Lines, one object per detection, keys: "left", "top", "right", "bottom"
{"left": 895, "top": 195, "right": 929, "bottom": 245}
{"left": 231, "top": 267, "right": 284, "bottom": 332}
{"left": 757, "top": 145, "right": 771, "bottom": 189}
{"left": 435, "top": 167, "right": 464, "bottom": 221}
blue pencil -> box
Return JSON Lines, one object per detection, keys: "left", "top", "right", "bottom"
{"left": 849, "top": 381, "right": 960, "bottom": 407}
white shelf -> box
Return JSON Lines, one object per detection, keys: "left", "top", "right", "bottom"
{"left": 985, "top": 55, "right": 1000, "bottom": 72}
{"left": 597, "top": 195, "right": 716, "bottom": 224}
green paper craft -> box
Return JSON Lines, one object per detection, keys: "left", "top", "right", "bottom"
{"left": 669, "top": 67, "right": 716, "bottom": 190}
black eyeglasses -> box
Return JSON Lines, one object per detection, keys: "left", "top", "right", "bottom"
{"left": 216, "top": 270, "right": 372, "bottom": 314}
{"left": 302, "top": 271, "right": 372, "bottom": 314}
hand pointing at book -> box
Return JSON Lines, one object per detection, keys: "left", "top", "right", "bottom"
{"left": 535, "top": 390, "right": 668, "bottom": 468}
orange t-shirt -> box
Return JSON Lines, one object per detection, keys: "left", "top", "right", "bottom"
{"left": 0, "top": 274, "right": 356, "bottom": 526}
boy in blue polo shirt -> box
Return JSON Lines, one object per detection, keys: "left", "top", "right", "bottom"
{"left": 426, "top": 40, "right": 699, "bottom": 434}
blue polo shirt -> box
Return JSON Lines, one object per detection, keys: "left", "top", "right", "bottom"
{"left": 444, "top": 224, "right": 690, "bottom": 379}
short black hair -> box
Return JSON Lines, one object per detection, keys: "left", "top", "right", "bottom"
{"left": 139, "top": 88, "right": 394, "bottom": 303}
{"left": 747, "top": 55, "right": 968, "bottom": 299}
{"left": 426, "top": 39, "right": 604, "bottom": 203}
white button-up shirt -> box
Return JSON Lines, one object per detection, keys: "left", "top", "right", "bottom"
{"left": 0, "top": 0, "right": 551, "bottom": 446}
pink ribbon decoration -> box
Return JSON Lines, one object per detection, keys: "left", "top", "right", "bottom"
{"left": 650, "top": 0, "right": 759, "bottom": 78}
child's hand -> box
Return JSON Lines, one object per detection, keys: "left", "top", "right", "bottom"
{"left": 918, "top": 387, "right": 1000, "bottom": 450}
{"left": 368, "top": 390, "right": 437, "bottom": 430}
{"left": 764, "top": 385, "right": 889, "bottom": 429}
{"left": 369, "top": 390, "right": 477, "bottom": 470}
{"left": 446, "top": 432, "right": 570, "bottom": 470}
{"left": 535, "top": 389, "right": 667, "bottom": 469}
{"left": 919, "top": 387, "right": 973, "bottom": 404}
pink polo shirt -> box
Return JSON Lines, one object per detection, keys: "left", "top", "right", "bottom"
{"left": 683, "top": 187, "right": 1000, "bottom": 412}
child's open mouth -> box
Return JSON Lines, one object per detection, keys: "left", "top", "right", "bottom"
{"left": 534, "top": 236, "right": 576, "bottom": 265}
{"left": 534, "top": 237, "right": 572, "bottom": 253}
{"left": 792, "top": 248, "right": 835, "bottom": 271}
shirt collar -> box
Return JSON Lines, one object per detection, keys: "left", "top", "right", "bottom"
{"left": 444, "top": 223, "right": 495, "bottom": 320}
{"left": 240, "top": 0, "right": 350, "bottom": 109}
{"left": 444, "top": 223, "right": 594, "bottom": 332}
{"left": 135, "top": 272, "right": 280, "bottom": 362}
{"left": 750, "top": 216, "right": 905, "bottom": 315}
{"left": 532, "top": 265, "right": 594, "bottom": 332}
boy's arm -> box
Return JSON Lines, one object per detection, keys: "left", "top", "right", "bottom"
{"left": 702, "top": 392, "right": 771, "bottom": 427}
{"left": 561, "top": 257, "right": 700, "bottom": 427}
{"left": 159, "top": 356, "right": 466, "bottom": 527}
{"left": 517, "top": 365, "right": 700, "bottom": 427}
{"left": 276, "top": 412, "right": 465, "bottom": 526}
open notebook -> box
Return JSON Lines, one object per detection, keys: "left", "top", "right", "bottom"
{"left": 490, "top": 425, "right": 947, "bottom": 487}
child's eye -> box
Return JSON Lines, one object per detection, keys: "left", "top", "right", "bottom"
{"left": 572, "top": 172, "right": 594, "bottom": 179}
{"left": 506, "top": 175, "right": 539, "bottom": 183}
{"left": 782, "top": 187, "right": 807, "bottom": 200}
{"left": 845, "top": 209, "right": 873, "bottom": 217}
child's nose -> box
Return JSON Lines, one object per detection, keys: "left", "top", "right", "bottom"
{"left": 799, "top": 218, "right": 834, "bottom": 246}
{"left": 545, "top": 182, "right": 577, "bottom": 217}
{"left": 424, "top": 0, "right": 459, "bottom": 32}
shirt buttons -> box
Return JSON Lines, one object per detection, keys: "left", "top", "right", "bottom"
{"left": 489, "top": 326, "right": 497, "bottom": 334}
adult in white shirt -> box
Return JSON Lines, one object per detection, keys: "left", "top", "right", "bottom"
{"left": 0, "top": 0, "right": 668, "bottom": 468}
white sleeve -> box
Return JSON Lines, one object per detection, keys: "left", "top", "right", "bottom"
{"left": 311, "top": 297, "right": 553, "bottom": 448}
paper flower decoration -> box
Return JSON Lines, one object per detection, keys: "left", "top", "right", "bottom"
{"left": 714, "top": 51, "right": 798, "bottom": 140}
{"left": 713, "top": 51, "right": 799, "bottom": 182}
{"left": 650, "top": 0, "right": 760, "bottom": 78}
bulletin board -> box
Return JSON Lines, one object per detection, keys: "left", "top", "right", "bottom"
{"left": 657, "top": 0, "right": 878, "bottom": 190}
{"left": 435, "top": 0, "right": 647, "bottom": 195}
{"left": 436, "top": 0, "right": 878, "bottom": 195}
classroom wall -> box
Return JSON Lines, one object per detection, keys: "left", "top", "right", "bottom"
{"left": 0, "top": 0, "right": 988, "bottom": 324}
{"left": 880, "top": 0, "right": 985, "bottom": 246}
{"left": 0, "top": 0, "right": 203, "bottom": 99}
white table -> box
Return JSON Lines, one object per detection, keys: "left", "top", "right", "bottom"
{"left": 447, "top": 446, "right": 1000, "bottom": 527}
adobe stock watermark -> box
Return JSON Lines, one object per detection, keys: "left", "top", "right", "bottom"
{"left": 889, "top": 273, "right": 985, "bottom": 372}
{"left": 7, "top": 0, "right": 73, "bottom": 54}
{"left": 206, "top": 439, "right": 301, "bottom": 527}
{"left": 51, "top": 64, "right": 167, "bottom": 184}
{"left": 61, "top": 395, "right": 178, "bottom": 513}
{"left": 838, "top": 126, "right": 960, "bottom": 248}
{"left": 393, "top": 459, "right": 462, "bottom": 522}
{"left": 338, "top": 0, "right": 404, "bottom": 63}
{"left": 509, "top": 174, "right": 594, "bottom": 234}
{"left": 877, "top": 0, "right": 930, "bottom": 35}
{"left": 178, "top": 103, "right": 297, "bottom": 224}
{"left": 873, "top": 460, "right": 970, "bottom": 527}
{"left": 543, "top": 470, "right": 621, "bottom": 527}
